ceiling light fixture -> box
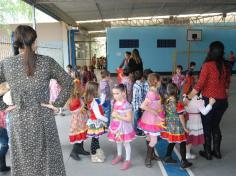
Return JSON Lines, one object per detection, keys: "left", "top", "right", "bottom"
{"left": 88, "top": 30, "right": 106, "bottom": 34}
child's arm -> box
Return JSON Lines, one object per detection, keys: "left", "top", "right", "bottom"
{"left": 92, "top": 99, "right": 108, "bottom": 122}
{"left": 198, "top": 104, "right": 212, "bottom": 115}
{"left": 140, "top": 98, "right": 157, "bottom": 115}
{"left": 177, "top": 102, "right": 189, "bottom": 133}
{"left": 179, "top": 114, "right": 189, "bottom": 133}
{"left": 99, "top": 81, "right": 107, "bottom": 104}
{"left": 198, "top": 97, "right": 215, "bottom": 115}
{"left": 115, "top": 110, "right": 133, "bottom": 122}
{"left": 181, "top": 76, "right": 186, "bottom": 86}
{"left": 100, "top": 93, "right": 106, "bottom": 105}
{"left": 93, "top": 73, "right": 97, "bottom": 82}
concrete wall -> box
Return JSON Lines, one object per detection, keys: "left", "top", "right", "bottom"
{"left": 107, "top": 25, "right": 236, "bottom": 73}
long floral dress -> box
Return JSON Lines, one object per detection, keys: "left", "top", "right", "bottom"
{"left": 0, "top": 54, "right": 73, "bottom": 176}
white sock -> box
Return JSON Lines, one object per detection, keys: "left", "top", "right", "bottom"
{"left": 186, "top": 144, "right": 192, "bottom": 154}
{"left": 123, "top": 142, "right": 131, "bottom": 161}
{"left": 117, "top": 142, "right": 123, "bottom": 156}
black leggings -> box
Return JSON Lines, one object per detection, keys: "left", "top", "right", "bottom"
{"left": 166, "top": 142, "right": 186, "bottom": 161}
{"left": 201, "top": 97, "right": 228, "bottom": 140}
{"left": 91, "top": 137, "right": 100, "bottom": 155}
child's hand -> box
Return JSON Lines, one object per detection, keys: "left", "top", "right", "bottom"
{"left": 80, "top": 108, "right": 86, "bottom": 113}
{"left": 183, "top": 98, "right": 190, "bottom": 106}
{"left": 99, "top": 115, "right": 108, "bottom": 122}
{"left": 184, "top": 127, "right": 190, "bottom": 133}
{"left": 151, "top": 109, "right": 158, "bottom": 116}
{"left": 112, "top": 111, "right": 119, "bottom": 118}
{"left": 209, "top": 98, "right": 216, "bottom": 105}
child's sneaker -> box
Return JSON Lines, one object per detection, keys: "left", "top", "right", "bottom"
{"left": 186, "top": 153, "right": 196, "bottom": 160}
{"left": 96, "top": 149, "right": 106, "bottom": 160}
{"left": 180, "top": 160, "right": 192, "bottom": 168}
{"left": 112, "top": 156, "right": 123, "bottom": 165}
{"left": 91, "top": 154, "right": 104, "bottom": 163}
{"left": 135, "top": 131, "right": 145, "bottom": 137}
{"left": 120, "top": 160, "right": 131, "bottom": 170}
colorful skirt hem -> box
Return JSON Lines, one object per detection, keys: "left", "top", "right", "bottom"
{"left": 69, "top": 131, "right": 87, "bottom": 143}
{"left": 138, "top": 120, "right": 165, "bottom": 133}
{"left": 161, "top": 131, "right": 186, "bottom": 143}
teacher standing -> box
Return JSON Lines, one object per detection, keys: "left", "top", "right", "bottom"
{"left": 188, "top": 41, "right": 231, "bottom": 160}
{"left": 0, "top": 25, "right": 72, "bottom": 175}
{"left": 127, "top": 48, "right": 143, "bottom": 74}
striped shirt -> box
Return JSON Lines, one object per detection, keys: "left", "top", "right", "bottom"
{"left": 132, "top": 80, "right": 145, "bottom": 111}
{"left": 99, "top": 79, "right": 111, "bottom": 100}
{"left": 143, "top": 81, "right": 149, "bottom": 100}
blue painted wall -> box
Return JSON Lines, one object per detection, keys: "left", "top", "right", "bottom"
{"left": 107, "top": 25, "right": 236, "bottom": 73}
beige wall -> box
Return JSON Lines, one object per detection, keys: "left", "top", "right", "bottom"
{"left": 0, "top": 22, "right": 69, "bottom": 68}
{"left": 36, "top": 22, "right": 63, "bottom": 41}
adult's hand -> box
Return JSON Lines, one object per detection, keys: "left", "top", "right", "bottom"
{"left": 5, "top": 105, "right": 17, "bottom": 112}
{"left": 226, "top": 89, "right": 229, "bottom": 97}
{"left": 41, "top": 103, "right": 59, "bottom": 113}
{"left": 188, "top": 88, "right": 198, "bottom": 99}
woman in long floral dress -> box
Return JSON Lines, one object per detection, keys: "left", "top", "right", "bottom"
{"left": 0, "top": 25, "right": 72, "bottom": 176}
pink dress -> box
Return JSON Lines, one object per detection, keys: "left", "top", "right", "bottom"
{"left": 138, "top": 91, "right": 165, "bottom": 136}
{"left": 185, "top": 95, "right": 212, "bottom": 145}
{"left": 49, "top": 79, "right": 61, "bottom": 103}
{"left": 107, "top": 101, "right": 135, "bottom": 142}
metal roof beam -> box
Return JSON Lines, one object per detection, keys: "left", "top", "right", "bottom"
{"left": 23, "top": 0, "right": 76, "bottom": 26}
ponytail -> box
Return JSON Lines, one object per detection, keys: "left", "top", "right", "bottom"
{"left": 14, "top": 25, "right": 37, "bottom": 76}
{"left": 23, "top": 45, "right": 36, "bottom": 76}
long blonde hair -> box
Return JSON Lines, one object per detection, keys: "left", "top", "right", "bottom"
{"left": 147, "top": 73, "right": 160, "bottom": 87}
{"left": 84, "top": 81, "right": 99, "bottom": 103}
{"left": 70, "top": 79, "right": 83, "bottom": 99}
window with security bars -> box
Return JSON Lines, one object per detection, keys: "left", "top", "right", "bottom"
{"left": 119, "top": 39, "right": 139, "bottom": 48}
{"left": 157, "top": 39, "right": 176, "bottom": 48}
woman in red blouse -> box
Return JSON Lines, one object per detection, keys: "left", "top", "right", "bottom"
{"left": 188, "top": 41, "right": 231, "bottom": 160}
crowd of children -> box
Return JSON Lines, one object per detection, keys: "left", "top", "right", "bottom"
{"left": 53, "top": 59, "right": 219, "bottom": 172}
{"left": 0, "top": 60, "right": 218, "bottom": 173}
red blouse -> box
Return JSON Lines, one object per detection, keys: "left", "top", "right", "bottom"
{"left": 69, "top": 98, "right": 81, "bottom": 111}
{"left": 194, "top": 61, "right": 230, "bottom": 99}
{"left": 88, "top": 99, "right": 104, "bottom": 120}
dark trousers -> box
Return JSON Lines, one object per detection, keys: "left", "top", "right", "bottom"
{"left": 201, "top": 97, "right": 228, "bottom": 142}
{"left": 133, "top": 109, "right": 143, "bottom": 133}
